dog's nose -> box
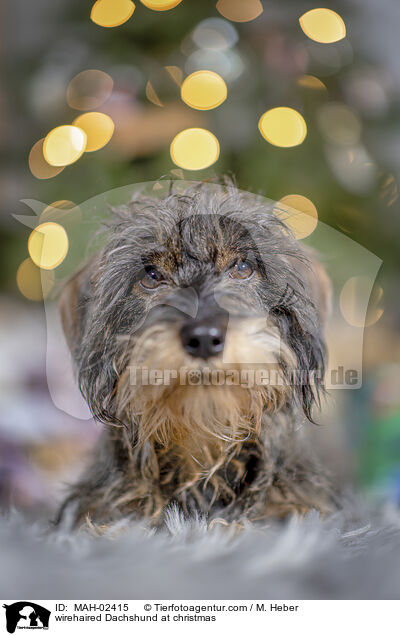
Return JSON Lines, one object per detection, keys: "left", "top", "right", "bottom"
{"left": 180, "top": 320, "right": 225, "bottom": 359}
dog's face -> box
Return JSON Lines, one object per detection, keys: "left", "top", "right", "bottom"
{"left": 60, "top": 185, "right": 330, "bottom": 458}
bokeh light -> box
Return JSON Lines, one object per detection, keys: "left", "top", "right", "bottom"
{"left": 181, "top": 71, "right": 227, "bottom": 110}
{"left": 16, "top": 258, "right": 55, "bottom": 302}
{"left": 165, "top": 65, "right": 183, "bottom": 85}
{"left": 140, "top": 0, "right": 183, "bottom": 9}
{"left": 43, "top": 126, "right": 87, "bottom": 166}
{"left": 343, "top": 69, "right": 389, "bottom": 118}
{"left": 191, "top": 18, "right": 238, "bottom": 51}
{"left": 41, "top": 199, "right": 75, "bottom": 218}
{"left": 326, "top": 145, "right": 377, "bottom": 195}
{"left": 145, "top": 66, "right": 182, "bottom": 107}
{"left": 28, "top": 222, "right": 69, "bottom": 270}
{"left": 67, "top": 70, "right": 113, "bottom": 111}
{"left": 258, "top": 107, "right": 307, "bottom": 148}
{"left": 297, "top": 74, "right": 327, "bottom": 92}
{"left": 72, "top": 112, "right": 114, "bottom": 152}
{"left": 299, "top": 9, "right": 346, "bottom": 44}
{"left": 90, "top": 0, "right": 135, "bottom": 27}
{"left": 185, "top": 48, "right": 244, "bottom": 82}
{"left": 340, "top": 277, "right": 384, "bottom": 327}
{"left": 170, "top": 168, "right": 184, "bottom": 179}
{"left": 274, "top": 194, "right": 318, "bottom": 239}
{"left": 146, "top": 81, "right": 164, "bottom": 107}
{"left": 28, "top": 139, "right": 65, "bottom": 180}
{"left": 170, "top": 128, "right": 220, "bottom": 170}
{"left": 40, "top": 201, "right": 82, "bottom": 229}
{"left": 317, "top": 102, "right": 361, "bottom": 146}
{"left": 216, "top": 0, "right": 263, "bottom": 23}
{"left": 381, "top": 173, "right": 398, "bottom": 207}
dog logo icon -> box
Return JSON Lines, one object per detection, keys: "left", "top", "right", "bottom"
{"left": 3, "top": 602, "right": 51, "bottom": 633}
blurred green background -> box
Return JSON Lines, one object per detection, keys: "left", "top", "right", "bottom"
{"left": 0, "top": 0, "right": 399, "bottom": 516}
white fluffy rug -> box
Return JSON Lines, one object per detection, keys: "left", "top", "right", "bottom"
{"left": 1, "top": 502, "right": 400, "bottom": 600}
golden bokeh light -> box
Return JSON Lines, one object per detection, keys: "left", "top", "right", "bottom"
{"left": 340, "top": 277, "right": 384, "bottom": 328}
{"left": 16, "top": 258, "right": 55, "bottom": 302}
{"left": 28, "top": 139, "right": 65, "bottom": 180}
{"left": 299, "top": 9, "right": 346, "bottom": 44}
{"left": 67, "top": 70, "right": 113, "bottom": 110}
{"left": 258, "top": 107, "right": 307, "bottom": 148}
{"left": 28, "top": 222, "right": 69, "bottom": 270}
{"left": 146, "top": 81, "right": 164, "bottom": 107}
{"left": 40, "top": 200, "right": 81, "bottom": 229}
{"left": 73, "top": 112, "right": 114, "bottom": 152}
{"left": 41, "top": 199, "right": 75, "bottom": 216}
{"left": 297, "top": 74, "right": 327, "bottom": 91}
{"left": 165, "top": 65, "right": 183, "bottom": 86}
{"left": 181, "top": 70, "right": 227, "bottom": 110}
{"left": 90, "top": 0, "right": 135, "bottom": 27}
{"left": 43, "top": 125, "right": 87, "bottom": 166}
{"left": 216, "top": 0, "right": 263, "bottom": 22}
{"left": 145, "top": 66, "right": 183, "bottom": 108}
{"left": 170, "top": 168, "right": 184, "bottom": 178}
{"left": 274, "top": 194, "right": 318, "bottom": 239}
{"left": 140, "top": 0, "right": 183, "bottom": 10}
{"left": 170, "top": 128, "right": 220, "bottom": 170}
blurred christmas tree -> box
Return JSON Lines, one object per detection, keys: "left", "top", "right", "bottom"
{"left": 1, "top": 0, "right": 399, "bottom": 302}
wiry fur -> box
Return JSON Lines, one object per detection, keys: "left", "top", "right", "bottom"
{"left": 56, "top": 181, "right": 338, "bottom": 529}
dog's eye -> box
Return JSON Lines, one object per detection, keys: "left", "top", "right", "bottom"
{"left": 229, "top": 260, "right": 254, "bottom": 280}
{"left": 140, "top": 266, "right": 165, "bottom": 290}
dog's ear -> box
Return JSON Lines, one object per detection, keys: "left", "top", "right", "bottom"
{"left": 302, "top": 248, "right": 332, "bottom": 328}
{"left": 58, "top": 260, "right": 95, "bottom": 361}
{"left": 294, "top": 251, "right": 331, "bottom": 419}
{"left": 274, "top": 249, "right": 331, "bottom": 420}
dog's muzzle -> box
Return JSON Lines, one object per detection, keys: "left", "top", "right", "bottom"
{"left": 180, "top": 316, "right": 227, "bottom": 359}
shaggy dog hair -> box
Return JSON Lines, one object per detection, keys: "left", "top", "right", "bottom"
{"left": 56, "top": 181, "right": 339, "bottom": 529}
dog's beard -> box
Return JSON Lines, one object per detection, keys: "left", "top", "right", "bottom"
{"left": 115, "top": 318, "right": 296, "bottom": 466}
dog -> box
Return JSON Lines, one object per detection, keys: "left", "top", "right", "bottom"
{"left": 56, "top": 180, "right": 338, "bottom": 529}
